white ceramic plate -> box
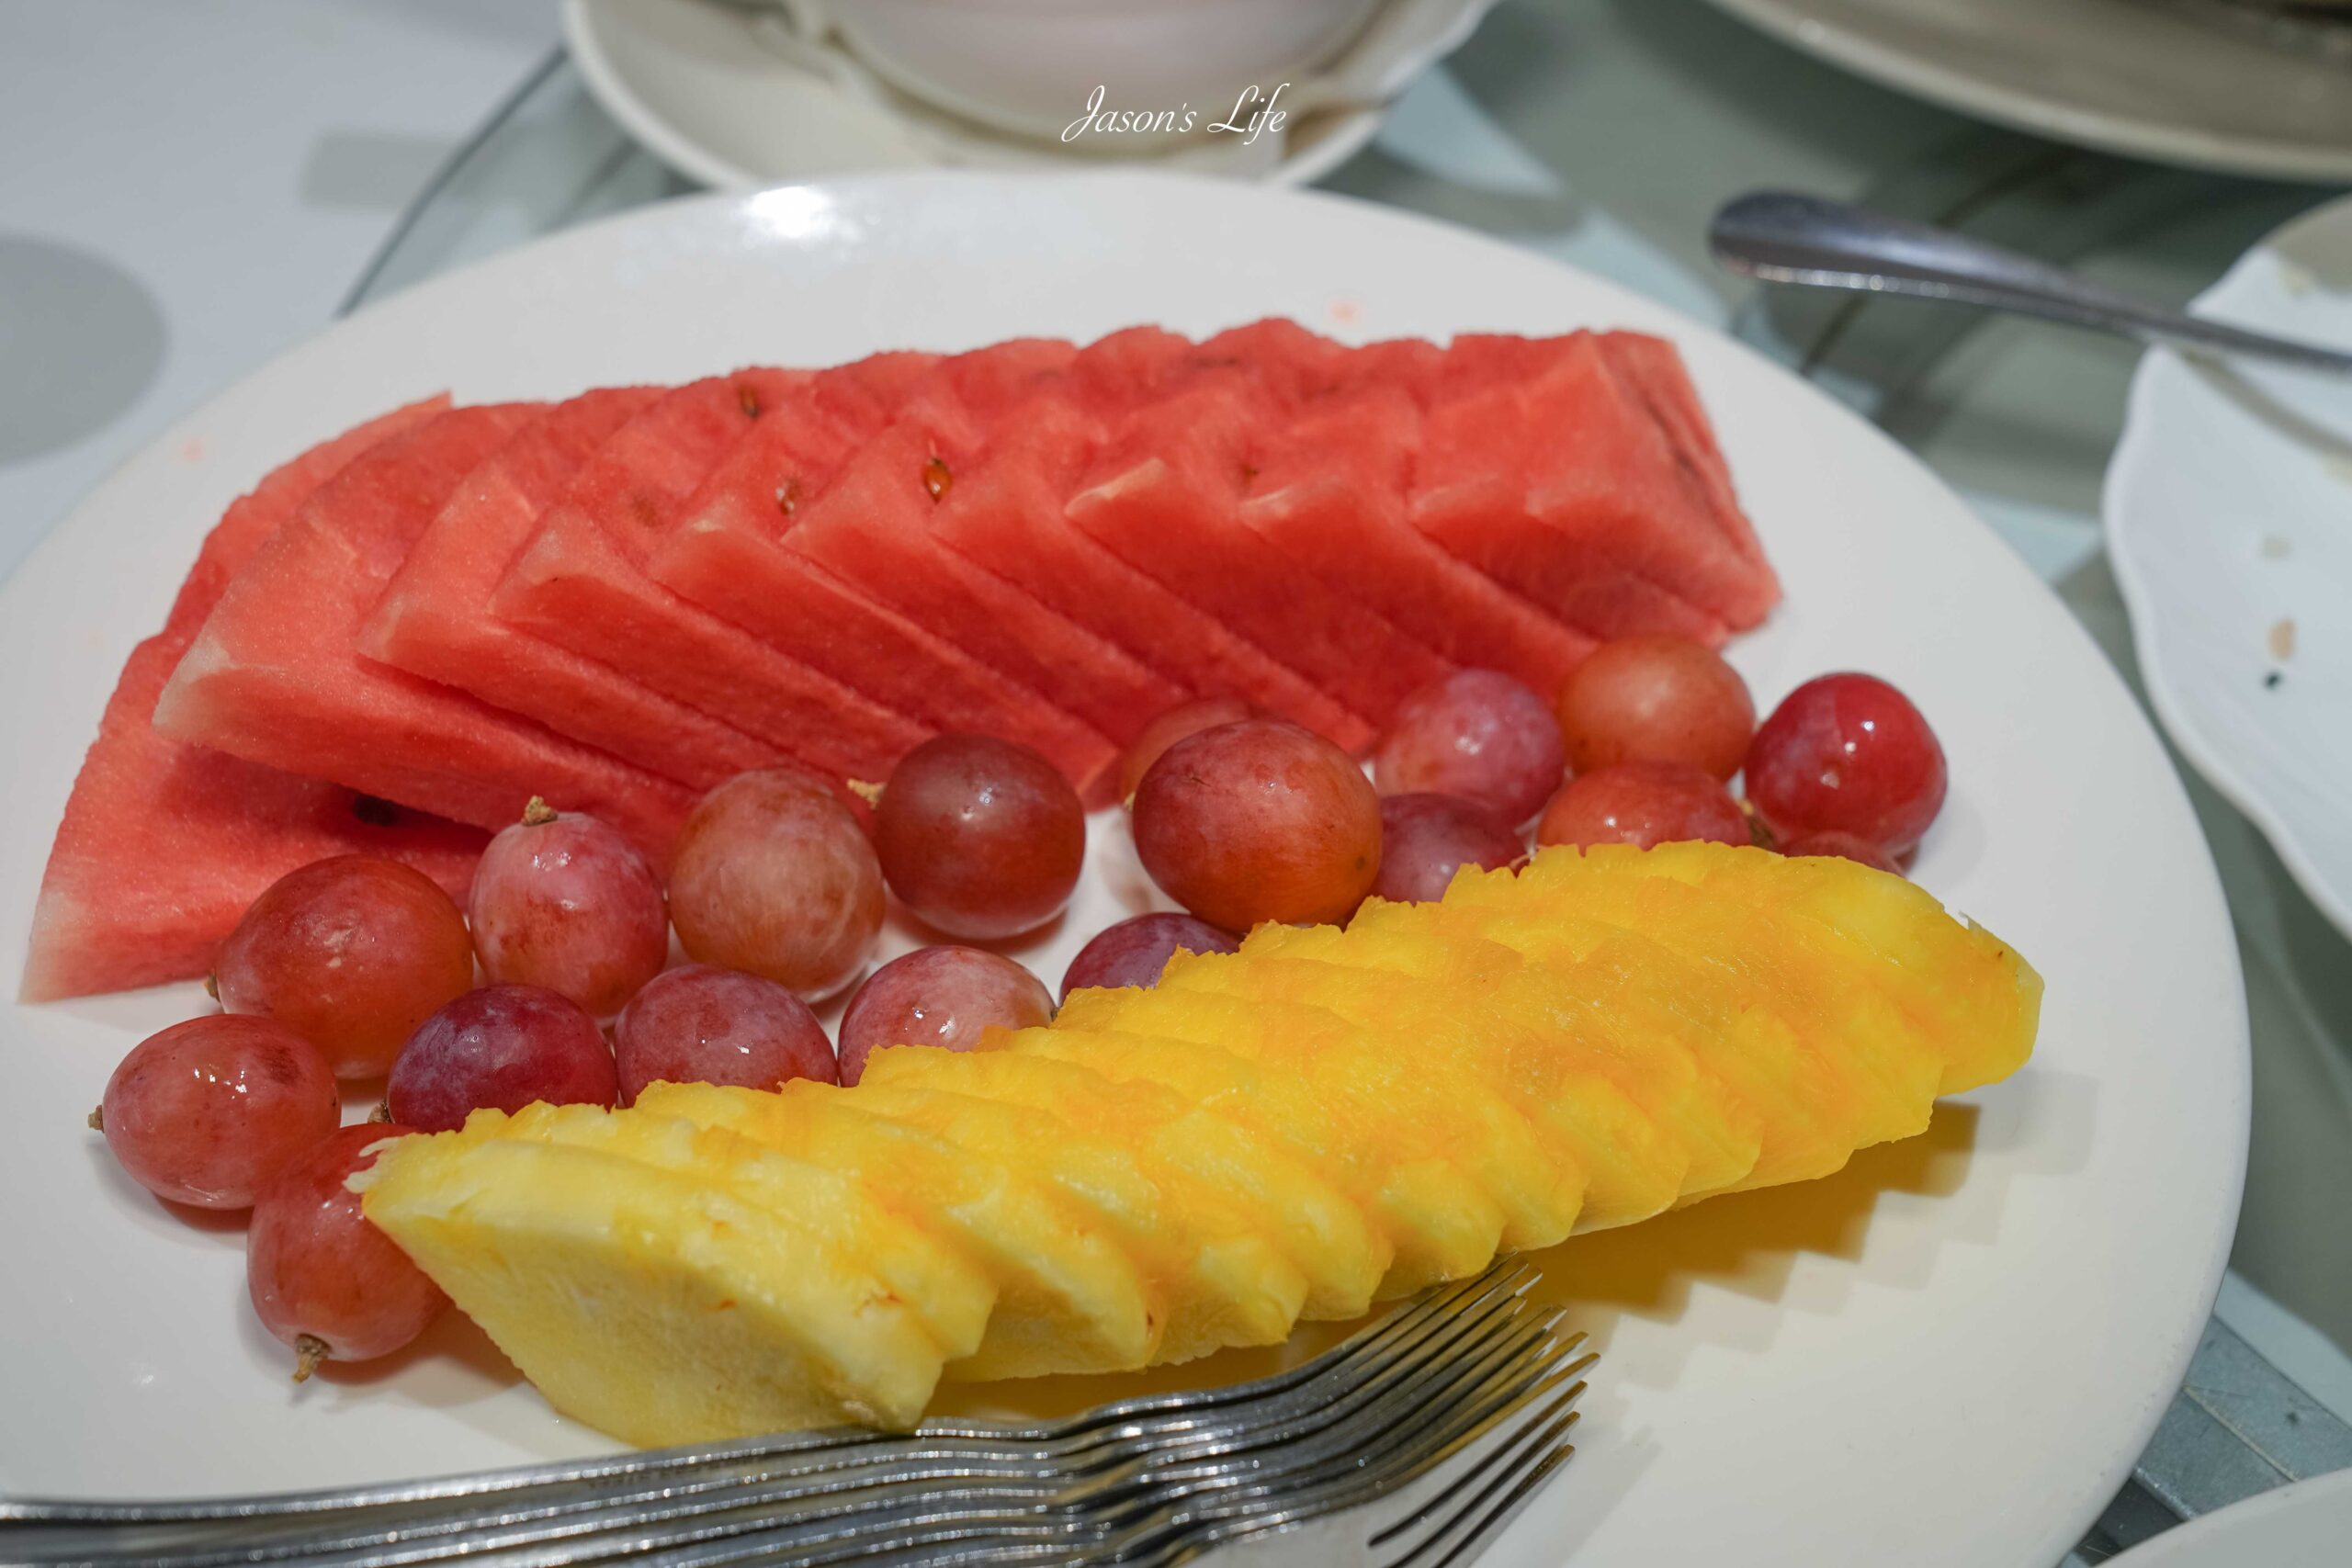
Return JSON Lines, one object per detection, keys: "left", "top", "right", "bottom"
{"left": 0, "top": 175, "right": 2245, "bottom": 1568}
{"left": 565, "top": 0, "right": 1496, "bottom": 189}
{"left": 1702, "top": 0, "right": 2352, "bottom": 184}
{"left": 2107, "top": 193, "right": 2352, "bottom": 942}
{"left": 2109, "top": 1470, "right": 2352, "bottom": 1565}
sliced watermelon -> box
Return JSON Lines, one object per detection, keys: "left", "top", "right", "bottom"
{"left": 357, "top": 388, "right": 808, "bottom": 790}
{"left": 153, "top": 405, "right": 700, "bottom": 854}
{"left": 1068, "top": 378, "right": 1456, "bottom": 728}
{"left": 1417, "top": 333, "right": 1777, "bottom": 632}
{"left": 1597, "top": 331, "right": 1773, "bottom": 574}
{"left": 924, "top": 389, "right": 1374, "bottom": 750}
{"left": 1239, "top": 388, "right": 1595, "bottom": 695}
{"left": 25, "top": 400, "right": 484, "bottom": 1002}
{"left": 494, "top": 369, "right": 1125, "bottom": 793}
{"left": 668, "top": 356, "right": 1186, "bottom": 746}
{"left": 485, "top": 373, "right": 935, "bottom": 784}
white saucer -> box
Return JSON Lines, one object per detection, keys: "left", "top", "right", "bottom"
{"left": 565, "top": 0, "right": 1498, "bottom": 189}
{"left": 2109, "top": 1470, "right": 2352, "bottom": 1565}
{"left": 2107, "top": 191, "right": 2352, "bottom": 940}
{"left": 1702, "top": 0, "right": 2352, "bottom": 184}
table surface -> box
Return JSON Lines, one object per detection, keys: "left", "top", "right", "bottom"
{"left": 10, "top": 1, "right": 2352, "bottom": 1559}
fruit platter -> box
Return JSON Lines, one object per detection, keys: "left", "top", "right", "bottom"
{"left": 0, "top": 175, "right": 2247, "bottom": 1568}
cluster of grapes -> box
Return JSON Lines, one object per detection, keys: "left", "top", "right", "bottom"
{"left": 1118, "top": 638, "right": 1946, "bottom": 933}
{"left": 88, "top": 636, "right": 1943, "bottom": 1388}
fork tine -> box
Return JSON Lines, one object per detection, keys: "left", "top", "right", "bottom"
{"left": 1373, "top": 1386, "right": 1586, "bottom": 1564}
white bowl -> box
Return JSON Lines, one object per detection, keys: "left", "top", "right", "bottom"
{"left": 818, "top": 0, "right": 1382, "bottom": 144}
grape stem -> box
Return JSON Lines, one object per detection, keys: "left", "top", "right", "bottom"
{"left": 521, "top": 796, "right": 559, "bottom": 828}
{"left": 86, "top": 1105, "right": 103, "bottom": 1132}
{"left": 293, "top": 1335, "right": 331, "bottom": 1382}
{"left": 846, "top": 780, "right": 885, "bottom": 808}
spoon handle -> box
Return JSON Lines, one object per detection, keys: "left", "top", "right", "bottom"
{"left": 1710, "top": 191, "right": 2352, "bottom": 375}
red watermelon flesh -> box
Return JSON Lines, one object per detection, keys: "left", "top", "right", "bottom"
{"left": 634, "top": 453, "right": 1120, "bottom": 791}
{"left": 488, "top": 375, "right": 933, "bottom": 783}
{"left": 25, "top": 400, "right": 485, "bottom": 1002}
{"left": 923, "top": 390, "right": 1374, "bottom": 751}
{"left": 1192, "top": 318, "right": 1350, "bottom": 406}
{"left": 1239, "top": 388, "right": 1596, "bottom": 695}
{"left": 1069, "top": 378, "right": 1456, "bottom": 728}
{"left": 358, "top": 388, "right": 800, "bottom": 790}
{"left": 694, "top": 388, "right": 1186, "bottom": 746}
{"left": 1415, "top": 334, "right": 1774, "bottom": 632}
{"left": 1597, "top": 331, "right": 1771, "bottom": 572}
{"left": 1431, "top": 332, "right": 1776, "bottom": 614}
{"left": 153, "top": 405, "right": 700, "bottom": 854}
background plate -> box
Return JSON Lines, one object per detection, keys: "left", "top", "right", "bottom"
{"left": 0, "top": 174, "right": 2245, "bottom": 1568}
{"left": 1703, "top": 0, "right": 2352, "bottom": 184}
{"left": 2107, "top": 193, "right": 2352, "bottom": 943}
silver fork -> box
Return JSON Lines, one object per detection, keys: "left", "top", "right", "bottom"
{"left": 2, "top": 1261, "right": 1587, "bottom": 1568}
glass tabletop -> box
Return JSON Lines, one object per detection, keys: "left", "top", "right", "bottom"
{"left": 345, "top": 3, "right": 2352, "bottom": 1556}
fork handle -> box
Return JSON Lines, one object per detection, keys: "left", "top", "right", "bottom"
{"left": 1710, "top": 191, "right": 2352, "bottom": 374}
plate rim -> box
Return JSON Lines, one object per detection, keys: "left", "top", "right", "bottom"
{"left": 0, "top": 169, "right": 2251, "bottom": 1566}
{"left": 1702, "top": 0, "right": 2352, "bottom": 185}
{"left": 2104, "top": 191, "right": 2352, "bottom": 941}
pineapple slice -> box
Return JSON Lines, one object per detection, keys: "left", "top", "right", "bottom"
{"left": 1404, "top": 899, "right": 1869, "bottom": 1190}
{"left": 1231, "top": 919, "right": 1762, "bottom": 1202}
{"left": 636, "top": 1081, "right": 1156, "bottom": 1381}
{"left": 1005, "top": 1023, "right": 1510, "bottom": 1297}
{"left": 1054, "top": 987, "right": 1584, "bottom": 1251}
{"left": 1440, "top": 861, "right": 1944, "bottom": 1151}
{"left": 848, "top": 1081, "right": 1306, "bottom": 1364}
{"left": 1156, "top": 947, "right": 1728, "bottom": 1230}
{"left": 485, "top": 1101, "right": 993, "bottom": 1362}
{"left": 1541, "top": 843, "right": 2042, "bottom": 1094}
{"left": 862, "top": 1046, "right": 1389, "bottom": 1322}
{"left": 362, "top": 1118, "right": 946, "bottom": 1442}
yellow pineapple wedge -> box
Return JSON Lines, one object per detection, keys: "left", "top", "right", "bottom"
{"left": 635, "top": 1081, "right": 1156, "bottom": 1381}
{"left": 363, "top": 841, "right": 2041, "bottom": 1448}
{"left": 358, "top": 1111, "right": 953, "bottom": 1442}
{"left": 859, "top": 1046, "right": 1391, "bottom": 1322}
{"left": 1006, "top": 1023, "right": 1510, "bottom": 1297}
{"left": 846, "top": 1079, "right": 1306, "bottom": 1363}
{"left": 1051, "top": 988, "right": 1584, "bottom": 1253}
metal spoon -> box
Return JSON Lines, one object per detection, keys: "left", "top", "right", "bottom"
{"left": 1710, "top": 191, "right": 2352, "bottom": 375}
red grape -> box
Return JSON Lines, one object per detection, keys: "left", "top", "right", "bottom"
{"left": 97, "top": 1017, "right": 338, "bottom": 1209}
{"left": 1372, "top": 794, "right": 1526, "bottom": 904}
{"left": 614, "top": 964, "right": 837, "bottom": 1105}
{"left": 386, "top": 985, "right": 616, "bottom": 1134}
{"left": 1745, "top": 673, "right": 1947, "bottom": 855}
{"left": 668, "top": 768, "right": 885, "bottom": 998}
{"left": 1060, "top": 913, "right": 1239, "bottom": 1001}
{"left": 837, "top": 946, "right": 1055, "bottom": 1087}
{"left": 1555, "top": 636, "right": 1756, "bottom": 781}
{"left": 469, "top": 799, "right": 667, "bottom": 1016}
{"left": 247, "top": 1124, "right": 448, "bottom": 1380}
{"left": 216, "top": 857, "right": 474, "bottom": 1077}
{"left": 1535, "top": 762, "right": 1749, "bottom": 852}
{"left": 1374, "top": 670, "right": 1565, "bottom": 826}
{"left": 1783, "top": 830, "right": 1905, "bottom": 875}
{"left": 873, "top": 735, "right": 1085, "bottom": 941}
{"left": 1117, "top": 697, "right": 1257, "bottom": 804}
{"left": 1133, "top": 718, "right": 1382, "bottom": 931}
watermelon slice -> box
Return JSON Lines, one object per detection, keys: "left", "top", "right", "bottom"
{"left": 666, "top": 363, "right": 1185, "bottom": 747}
{"left": 1239, "top": 388, "right": 1596, "bottom": 696}
{"left": 492, "top": 374, "right": 1117, "bottom": 794}
{"left": 1415, "top": 333, "right": 1776, "bottom": 634}
{"left": 1068, "top": 378, "right": 1456, "bottom": 728}
{"left": 153, "top": 405, "right": 700, "bottom": 854}
{"left": 357, "top": 388, "right": 811, "bottom": 790}
{"left": 25, "top": 400, "right": 484, "bottom": 1002}
{"left": 1596, "top": 331, "right": 1772, "bottom": 573}
{"left": 924, "top": 389, "right": 1373, "bottom": 751}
